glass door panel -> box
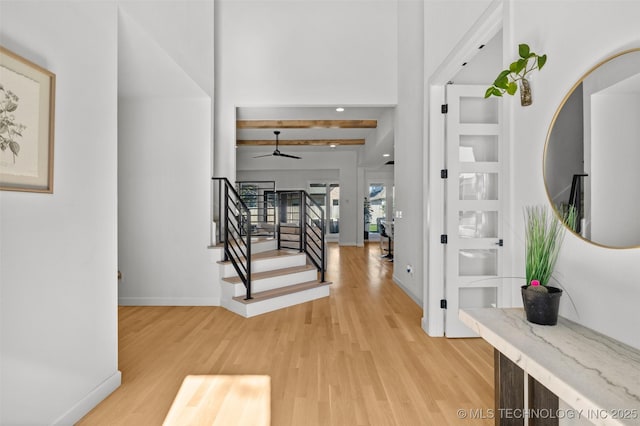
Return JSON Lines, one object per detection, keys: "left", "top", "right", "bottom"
{"left": 458, "top": 249, "right": 498, "bottom": 276}
{"left": 368, "top": 184, "right": 386, "bottom": 233}
{"left": 460, "top": 96, "right": 499, "bottom": 123}
{"left": 329, "top": 184, "right": 340, "bottom": 234}
{"left": 459, "top": 135, "right": 499, "bottom": 162}
{"left": 459, "top": 173, "right": 499, "bottom": 200}
{"left": 458, "top": 211, "right": 498, "bottom": 239}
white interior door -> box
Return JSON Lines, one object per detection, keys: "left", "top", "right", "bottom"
{"left": 444, "top": 85, "right": 504, "bottom": 337}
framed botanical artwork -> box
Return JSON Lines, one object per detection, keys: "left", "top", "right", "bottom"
{"left": 0, "top": 46, "right": 55, "bottom": 193}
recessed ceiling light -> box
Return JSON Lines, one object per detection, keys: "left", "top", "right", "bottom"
{"left": 330, "top": 144, "right": 337, "bottom": 148}
{"left": 336, "top": 107, "right": 344, "bottom": 112}
{"left": 383, "top": 153, "right": 390, "bottom": 157}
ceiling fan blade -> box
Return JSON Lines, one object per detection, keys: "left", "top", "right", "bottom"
{"left": 278, "top": 152, "right": 302, "bottom": 159}
{"left": 254, "top": 131, "right": 301, "bottom": 159}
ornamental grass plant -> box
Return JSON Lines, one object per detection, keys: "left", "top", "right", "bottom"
{"left": 524, "top": 205, "right": 576, "bottom": 288}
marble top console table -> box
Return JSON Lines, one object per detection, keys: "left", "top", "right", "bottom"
{"left": 460, "top": 308, "right": 640, "bottom": 426}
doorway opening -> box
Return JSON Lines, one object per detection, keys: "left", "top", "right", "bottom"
{"left": 309, "top": 182, "right": 340, "bottom": 242}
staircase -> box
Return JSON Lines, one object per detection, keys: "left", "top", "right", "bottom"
{"left": 217, "top": 238, "right": 330, "bottom": 317}
{"left": 212, "top": 178, "right": 330, "bottom": 318}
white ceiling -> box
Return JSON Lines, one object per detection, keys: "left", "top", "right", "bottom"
{"left": 235, "top": 105, "right": 396, "bottom": 168}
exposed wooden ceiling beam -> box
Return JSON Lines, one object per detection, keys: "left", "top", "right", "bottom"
{"left": 236, "top": 120, "right": 377, "bottom": 129}
{"left": 237, "top": 139, "right": 365, "bottom": 146}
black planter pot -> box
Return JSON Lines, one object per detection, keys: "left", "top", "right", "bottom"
{"left": 521, "top": 285, "right": 563, "bottom": 325}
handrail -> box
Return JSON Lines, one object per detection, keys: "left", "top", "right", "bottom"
{"left": 212, "top": 177, "right": 252, "bottom": 300}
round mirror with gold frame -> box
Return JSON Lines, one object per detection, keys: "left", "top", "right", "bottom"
{"left": 544, "top": 48, "right": 640, "bottom": 249}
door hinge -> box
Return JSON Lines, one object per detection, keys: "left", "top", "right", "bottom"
{"left": 440, "top": 169, "right": 448, "bottom": 179}
{"left": 496, "top": 238, "right": 504, "bottom": 247}
{"left": 440, "top": 234, "right": 448, "bottom": 244}
{"left": 440, "top": 299, "right": 447, "bottom": 309}
{"left": 441, "top": 104, "right": 448, "bottom": 114}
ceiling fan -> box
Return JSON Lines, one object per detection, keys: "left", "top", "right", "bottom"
{"left": 253, "top": 130, "right": 301, "bottom": 159}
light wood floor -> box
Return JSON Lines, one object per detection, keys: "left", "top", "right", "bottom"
{"left": 78, "top": 243, "right": 494, "bottom": 425}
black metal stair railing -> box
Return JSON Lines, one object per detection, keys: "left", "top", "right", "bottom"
{"left": 276, "top": 191, "right": 302, "bottom": 251}
{"left": 302, "top": 191, "right": 326, "bottom": 282}
{"left": 212, "top": 177, "right": 252, "bottom": 300}
{"left": 236, "top": 181, "right": 277, "bottom": 238}
{"left": 276, "top": 190, "right": 326, "bottom": 282}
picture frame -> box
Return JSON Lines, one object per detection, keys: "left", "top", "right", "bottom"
{"left": 0, "top": 46, "right": 55, "bottom": 193}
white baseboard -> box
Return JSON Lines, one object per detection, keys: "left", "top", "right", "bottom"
{"left": 422, "top": 316, "right": 444, "bottom": 337}
{"left": 118, "top": 297, "right": 220, "bottom": 306}
{"left": 392, "top": 274, "right": 422, "bottom": 306}
{"left": 339, "top": 241, "right": 357, "bottom": 246}
{"left": 53, "top": 370, "right": 121, "bottom": 425}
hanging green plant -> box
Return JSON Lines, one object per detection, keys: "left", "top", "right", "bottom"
{"left": 485, "top": 43, "right": 547, "bottom": 106}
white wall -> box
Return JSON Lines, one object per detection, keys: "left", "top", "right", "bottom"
{"left": 238, "top": 169, "right": 340, "bottom": 190}
{"left": 590, "top": 92, "right": 640, "bottom": 247}
{"left": 0, "top": 2, "right": 120, "bottom": 424}
{"left": 237, "top": 149, "right": 360, "bottom": 245}
{"left": 116, "top": 2, "right": 217, "bottom": 306}
{"left": 118, "top": 0, "right": 215, "bottom": 96}
{"left": 118, "top": 98, "right": 218, "bottom": 305}
{"left": 360, "top": 108, "right": 396, "bottom": 168}
{"left": 580, "top": 53, "right": 640, "bottom": 242}
{"left": 545, "top": 84, "right": 584, "bottom": 206}
{"left": 424, "top": 0, "right": 495, "bottom": 79}
{"left": 508, "top": 0, "right": 640, "bottom": 349}
{"left": 392, "top": 0, "right": 425, "bottom": 304}
{"left": 214, "top": 0, "right": 398, "bottom": 181}
{"left": 422, "top": 0, "right": 495, "bottom": 334}
{"left": 423, "top": 0, "right": 640, "bottom": 348}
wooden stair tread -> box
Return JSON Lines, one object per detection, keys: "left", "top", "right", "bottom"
{"left": 222, "top": 264, "right": 316, "bottom": 284}
{"left": 232, "top": 280, "right": 331, "bottom": 304}
{"left": 217, "top": 249, "right": 301, "bottom": 265}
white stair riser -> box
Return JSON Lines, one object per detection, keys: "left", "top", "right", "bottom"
{"left": 220, "top": 294, "right": 249, "bottom": 317}
{"left": 251, "top": 239, "right": 277, "bottom": 253}
{"left": 225, "top": 269, "right": 318, "bottom": 297}
{"left": 225, "top": 286, "right": 330, "bottom": 318}
{"left": 225, "top": 239, "right": 277, "bottom": 256}
{"left": 209, "top": 246, "right": 224, "bottom": 263}
{"left": 220, "top": 253, "right": 307, "bottom": 276}
{"left": 253, "top": 269, "right": 318, "bottom": 293}
{"left": 220, "top": 281, "right": 238, "bottom": 302}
